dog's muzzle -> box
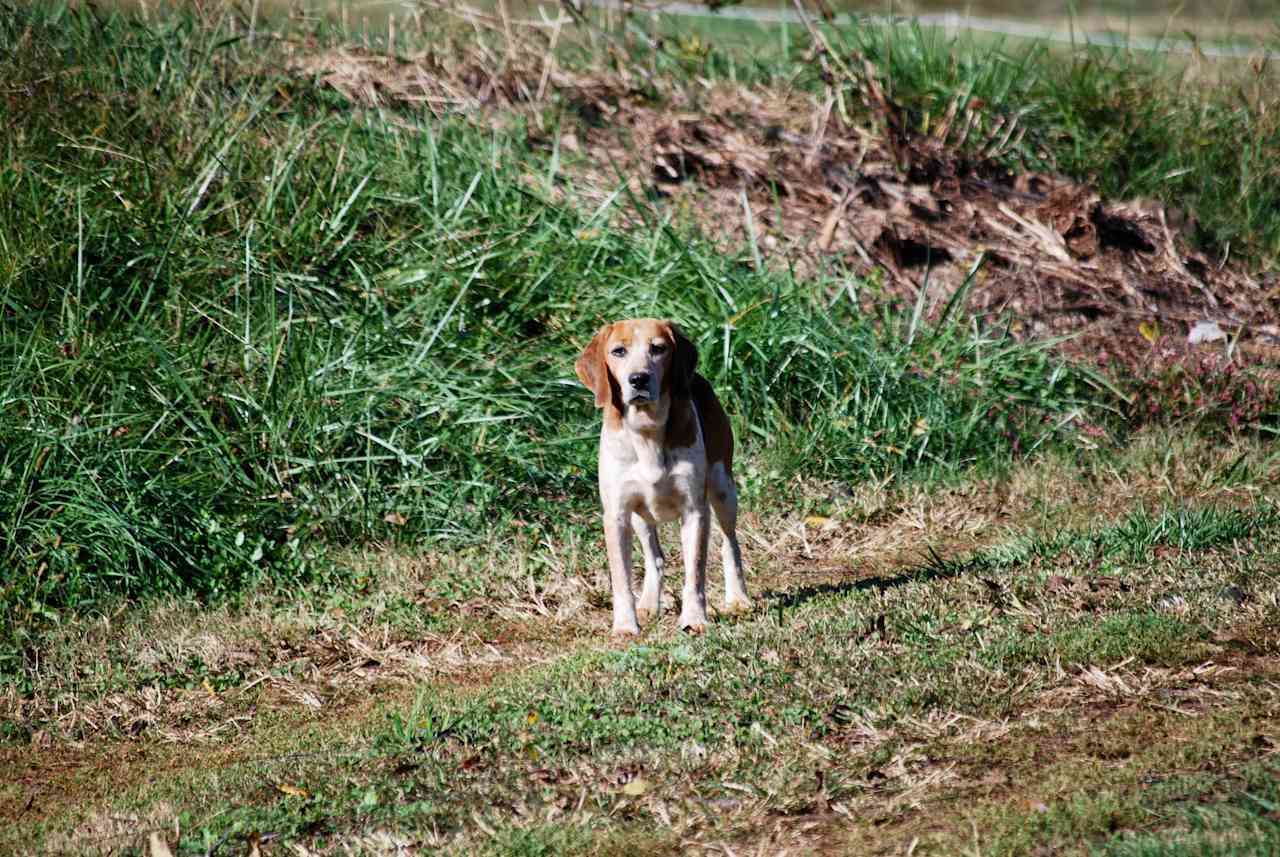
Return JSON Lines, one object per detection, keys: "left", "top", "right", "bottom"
{"left": 626, "top": 372, "right": 653, "bottom": 403}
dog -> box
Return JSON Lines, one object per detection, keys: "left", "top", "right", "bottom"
{"left": 575, "top": 318, "right": 751, "bottom": 636}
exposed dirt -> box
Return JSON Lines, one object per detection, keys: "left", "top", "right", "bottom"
{"left": 285, "top": 40, "right": 1280, "bottom": 381}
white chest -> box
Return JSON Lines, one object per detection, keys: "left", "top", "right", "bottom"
{"left": 599, "top": 437, "right": 706, "bottom": 524}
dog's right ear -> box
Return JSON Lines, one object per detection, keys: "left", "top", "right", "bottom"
{"left": 575, "top": 324, "right": 616, "bottom": 410}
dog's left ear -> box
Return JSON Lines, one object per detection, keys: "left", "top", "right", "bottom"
{"left": 667, "top": 322, "right": 698, "bottom": 399}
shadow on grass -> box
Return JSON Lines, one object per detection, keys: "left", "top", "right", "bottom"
{"left": 763, "top": 545, "right": 988, "bottom": 611}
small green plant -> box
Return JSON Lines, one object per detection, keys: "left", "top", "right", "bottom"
{"left": 385, "top": 688, "right": 453, "bottom": 752}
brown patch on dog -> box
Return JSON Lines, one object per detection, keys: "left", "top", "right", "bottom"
{"left": 666, "top": 322, "right": 697, "bottom": 400}
{"left": 665, "top": 394, "right": 700, "bottom": 449}
{"left": 691, "top": 374, "right": 734, "bottom": 471}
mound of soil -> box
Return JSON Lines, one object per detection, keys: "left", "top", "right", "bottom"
{"left": 289, "top": 44, "right": 1280, "bottom": 375}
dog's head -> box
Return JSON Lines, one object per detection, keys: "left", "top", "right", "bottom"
{"left": 574, "top": 318, "right": 697, "bottom": 412}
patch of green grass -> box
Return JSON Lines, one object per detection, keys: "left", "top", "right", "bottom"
{"left": 991, "top": 611, "right": 1201, "bottom": 669}
{"left": 0, "top": 3, "right": 1100, "bottom": 673}
{"left": 467, "top": 824, "right": 613, "bottom": 857}
{"left": 1099, "top": 503, "right": 1279, "bottom": 560}
{"left": 1096, "top": 784, "right": 1280, "bottom": 857}
{"left": 918, "top": 501, "right": 1280, "bottom": 585}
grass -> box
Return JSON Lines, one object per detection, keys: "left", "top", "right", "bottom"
{"left": 1097, "top": 787, "right": 1280, "bottom": 857}
{"left": 631, "top": 8, "right": 1280, "bottom": 263}
{"left": 2, "top": 2, "right": 1280, "bottom": 855}
{"left": 21, "top": 488, "right": 1279, "bottom": 853}
{"left": 4, "top": 431, "right": 1279, "bottom": 853}
{"left": 0, "top": 1, "right": 1108, "bottom": 673}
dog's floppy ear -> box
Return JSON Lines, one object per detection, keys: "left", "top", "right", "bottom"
{"left": 667, "top": 322, "right": 698, "bottom": 399}
{"left": 575, "top": 324, "right": 617, "bottom": 410}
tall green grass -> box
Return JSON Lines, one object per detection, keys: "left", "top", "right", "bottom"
{"left": 0, "top": 4, "right": 1105, "bottom": 667}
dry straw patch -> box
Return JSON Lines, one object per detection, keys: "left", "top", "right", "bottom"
{"left": 833, "top": 682, "right": 1280, "bottom": 856}
{"left": 6, "top": 594, "right": 599, "bottom": 745}
{"left": 41, "top": 802, "right": 180, "bottom": 857}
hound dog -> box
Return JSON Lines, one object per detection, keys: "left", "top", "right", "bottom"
{"left": 575, "top": 318, "right": 751, "bottom": 637}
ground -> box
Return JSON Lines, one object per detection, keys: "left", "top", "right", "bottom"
{"left": 5, "top": 434, "right": 1279, "bottom": 854}
{"left": 2, "top": 3, "right": 1280, "bottom": 855}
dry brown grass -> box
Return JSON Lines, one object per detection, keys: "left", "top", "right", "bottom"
{"left": 828, "top": 660, "right": 1280, "bottom": 856}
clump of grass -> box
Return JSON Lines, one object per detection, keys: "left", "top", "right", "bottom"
{"left": 0, "top": 1, "right": 1103, "bottom": 669}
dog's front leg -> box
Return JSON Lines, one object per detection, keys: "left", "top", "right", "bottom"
{"left": 604, "top": 509, "right": 641, "bottom": 637}
{"left": 677, "top": 504, "right": 710, "bottom": 633}
{"left": 634, "top": 514, "right": 665, "bottom": 621}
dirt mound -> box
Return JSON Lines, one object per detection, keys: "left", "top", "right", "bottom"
{"left": 288, "top": 44, "right": 1280, "bottom": 373}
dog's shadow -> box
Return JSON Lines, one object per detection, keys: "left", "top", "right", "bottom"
{"left": 759, "top": 545, "right": 986, "bottom": 612}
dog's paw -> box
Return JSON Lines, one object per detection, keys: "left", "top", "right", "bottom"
{"left": 678, "top": 613, "right": 707, "bottom": 634}
{"left": 635, "top": 596, "right": 661, "bottom": 622}
{"left": 611, "top": 623, "right": 641, "bottom": 639}
{"left": 723, "top": 597, "right": 754, "bottom": 615}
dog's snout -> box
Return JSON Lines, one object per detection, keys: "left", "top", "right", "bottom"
{"left": 628, "top": 372, "right": 650, "bottom": 389}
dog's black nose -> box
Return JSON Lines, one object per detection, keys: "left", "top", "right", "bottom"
{"left": 628, "top": 372, "right": 650, "bottom": 389}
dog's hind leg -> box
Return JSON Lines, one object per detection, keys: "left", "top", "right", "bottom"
{"left": 708, "top": 462, "right": 751, "bottom": 612}
{"left": 633, "top": 514, "right": 665, "bottom": 622}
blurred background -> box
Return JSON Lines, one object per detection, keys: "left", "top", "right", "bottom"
{"left": 118, "top": 0, "right": 1280, "bottom": 35}
{"left": 134, "top": 0, "right": 1280, "bottom": 55}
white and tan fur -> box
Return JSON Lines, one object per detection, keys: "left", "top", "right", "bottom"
{"left": 575, "top": 318, "right": 751, "bottom": 636}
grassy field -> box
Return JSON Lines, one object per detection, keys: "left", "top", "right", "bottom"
{"left": 1, "top": 2, "right": 1278, "bottom": 854}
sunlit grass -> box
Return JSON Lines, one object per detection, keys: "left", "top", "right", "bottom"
{"left": 0, "top": 1, "right": 1111, "bottom": 671}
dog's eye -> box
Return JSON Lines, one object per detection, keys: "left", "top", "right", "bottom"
{"left": 610, "top": 346, "right": 626, "bottom": 358}
{"left": 650, "top": 343, "right": 668, "bottom": 354}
